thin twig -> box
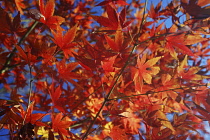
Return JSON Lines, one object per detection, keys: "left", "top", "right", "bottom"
{"left": 107, "top": 84, "right": 207, "bottom": 101}
{"left": 22, "top": 66, "right": 34, "bottom": 125}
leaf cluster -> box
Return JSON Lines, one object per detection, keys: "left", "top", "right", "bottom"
{"left": 0, "top": 0, "right": 209, "bottom": 139}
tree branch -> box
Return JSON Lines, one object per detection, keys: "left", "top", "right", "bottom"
{"left": 0, "top": 21, "right": 39, "bottom": 74}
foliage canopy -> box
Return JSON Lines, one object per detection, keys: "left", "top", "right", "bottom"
{"left": 0, "top": 0, "right": 209, "bottom": 139}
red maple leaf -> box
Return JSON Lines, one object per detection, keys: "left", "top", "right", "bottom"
{"left": 92, "top": 5, "right": 133, "bottom": 31}
{"left": 52, "top": 113, "right": 74, "bottom": 136}
{"left": 38, "top": 0, "right": 65, "bottom": 29}
{"left": 131, "top": 55, "right": 161, "bottom": 93}
{"left": 0, "top": 7, "right": 26, "bottom": 34}
{"left": 181, "top": 0, "right": 210, "bottom": 19}
{"left": 120, "top": 110, "right": 141, "bottom": 134}
{"left": 51, "top": 25, "right": 77, "bottom": 58}
{"left": 165, "top": 34, "right": 195, "bottom": 58}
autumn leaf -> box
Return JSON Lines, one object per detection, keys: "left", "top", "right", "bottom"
{"left": 52, "top": 113, "right": 73, "bottom": 136}
{"left": 109, "top": 125, "right": 128, "bottom": 140}
{"left": 148, "top": 1, "right": 163, "bottom": 20}
{"left": 0, "top": 7, "right": 25, "bottom": 34}
{"left": 131, "top": 55, "right": 161, "bottom": 92}
{"left": 1, "top": 0, "right": 210, "bottom": 139}
{"left": 157, "top": 110, "right": 175, "bottom": 133}
{"left": 15, "top": 44, "right": 37, "bottom": 65}
{"left": 51, "top": 25, "right": 78, "bottom": 58}
{"left": 101, "top": 55, "right": 118, "bottom": 74}
{"left": 50, "top": 85, "right": 61, "bottom": 105}
{"left": 104, "top": 29, "right": 126, "bottom": 52}
{"left": 56, "top": 60, "right": 82, "bottom": 90}
{"left": 38, "top": 0, "right": 65, "bottom": 29}
{"left": 120, "top": 110, "right": 141, "bottom": 134}
{"left": 92, "top": 5, "right": 132, "bottom": 31}
{"left": 166, "top": 34, "right": 195, "bottom": 58}
{"left": 181, "top": 0, "right": 210, "bottom": 19}
{"left": 49, "top": 84, "right": 67, "bottom": 113}
{"left": 177, "top": 55, "right": 208, "bottom": 80}
{"left": 183, "top": 34, "right": 208, "bottom": 45}
{"left": 86, "top": 97, "right": 105, "bottom": 118}
{"left": 20, "top": 101, "right": 46, "bottom": 126}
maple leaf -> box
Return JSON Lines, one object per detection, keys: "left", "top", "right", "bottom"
{"left": 104, "top": 29, "right": 130, "bottom": 52}
{"left": 181, "top": 0, "right": 210, "bottom": 19}
{"left": 92, "top": 5, "right": 132, "bottom": 31}
{"left": 177, "top": 56, "right": 208, "bottom": 80}
{"left": 56, "top": 60, "right": 82, "bottom": 89}
{"left": 101, "top": 55, "right": 118, "bottom": 73}
{"left": 183, "top": 34, "right": 208, "bottom": 45}
{"left": 165, "top": 34, "right": 195, "bottom": 58}
{"left": 131, "top": 55, "right": 161, "bottom": 92}
{"left": 103, "top": 124, "right": 128, "bottom": 140}
{"left": 148, "top": 1, "right": 163, "bottom": 20}
{"left": 15, "top": 44, "right": 38, "bottom": 65}
{"left": 86, "top": 97, "right": 106, "bottom": 118}
{"left": 0, "top": 7, "right": 26, "bottom": 34}
{"left": 51, "top": 25, "right": 77, "bottom": 58}
{"left": 49, "top": 85, "right": 66, "bottom": 113}
{"left": 52, "top": 113, "right": 73, "bottom": 136}
{"left": 157, "top": 110, "right": 175, "bottom": 133}
{"left": 120, "top": 110, "right": 141, "bottom": 134}
{"left": 38, "top": 0, "right": 65, "bottom": 29}
{"left": 49, "top": 85, "right": 61, "bottom": 105}
{"left": 20, "top": 102, "right": 46, "bottom": 126}
{"left": 30, "top": 41, "right": 57, "bottom": 64}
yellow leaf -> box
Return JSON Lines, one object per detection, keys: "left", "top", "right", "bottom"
{"left": 145, "top": 56, "right": 161, "bottom": 66}
{"left": 37, "top": 126, "right": 59, "bottom": 139}
{"left": 142, "top": 73, "right": 152, "bottom": 84}
{"left": 177, "top": 55, "right": 188, "bottom": 73}
{"left": 157, "top": 111, "right": 175, "bottom": 133}
{"left": 184, "top": 34, "right": 208, "bottom": 45}
{"left": 161, "top": 74, "right": 172, "bottom": 85}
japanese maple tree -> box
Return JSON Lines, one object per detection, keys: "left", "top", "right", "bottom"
{"left": 0, "top": 0, "right": 209, "bottom": 139}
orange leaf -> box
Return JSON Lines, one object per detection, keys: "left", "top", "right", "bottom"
{"left": 52, "top": 113, "right": 73, "bottom": 136}
{"left": 15, "top": 0, "right": 26, "bottom": 15}
{"left": 120, "top": 111, "right": 141, "bottom": 134}
{"left": 52, "top": 25, "right": 77, "bottom": 48}
{"left": 101, "top": 55, "right": 118, "bottom": 73}
{"left": 38, "top": 0, "right": 64, "bottom": 29}
{"left": 166, "top": 34, "right": 195, "bottom": 56}
{"left": 157, "top": 110, "right": 175, "bottom": 133}
{"left": 183, "top": 34, "right": 208, "bottom": 45}
{"left": 105, "top": 35, "right": 118, "bottom": 51}
{"left": 44, "top": 0, "right": 54, "bottom": 19}
{"left": 63, "top": 25, "right": 78, "bottom": 45}
{"left": 56, "top": 60, "right": 81, "bottom": 82}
